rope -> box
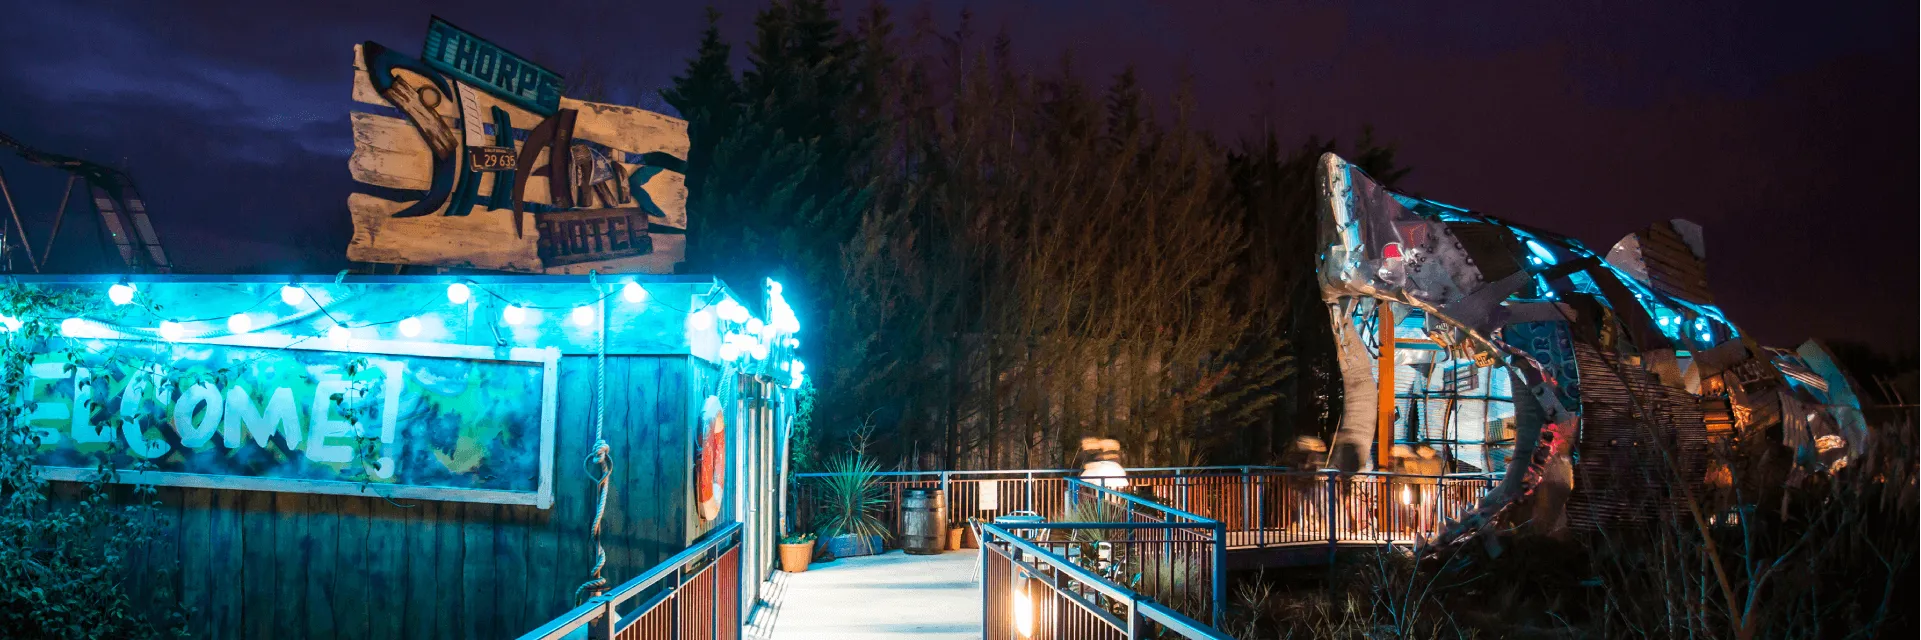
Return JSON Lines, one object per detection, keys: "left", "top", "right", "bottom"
{"left": 575, "top": 275, "right": 612, "bottom": 604}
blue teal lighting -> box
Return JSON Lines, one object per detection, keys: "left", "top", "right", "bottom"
{"left": 1525, "top": 240, "right": 1557, "bottom": 266}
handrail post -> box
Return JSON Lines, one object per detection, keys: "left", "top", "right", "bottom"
{"left": 670, "top": 568, "right": 684, "bottom": 640}
{"left": 1126, "top": 597, "right": 1141, "bottom": 640}
{"left": 1324, "top": 471, "right": 1338, "bottom": 556}
{"left": 1239, "top": 467, "right": 1252, "bottom": 534}
{"left": 1210, "top": 521, "right": 1226, "bottom": 629}
{"left": 1026, "top": 471, "right": 1036, "bottom": 514}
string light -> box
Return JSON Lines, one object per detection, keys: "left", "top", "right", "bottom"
{"left": 746, "top": 318, "right": 764, "bottom": 334}
{"left": 227, "top": 313, "right": 253, "bottom": 334}
{"left": 570, "top": 305, "right": 595, "bottom": 326}
{"left": 621, "top": 281, "right": 647, "bottom": 303}
{"left": 158, "top": 321, "right": 185, "bottom": 341}
{"left": 689, "top": 309, "right": 714, "bottom": 331}
{"left": 504, "top": 305, "right": 528, "bottom": 325}
{"left": 328, "top": 325, "right": 352, "bottom": 345}
{"left": 0, "top": 315, "right": 19, "bottom": 333}
{"left": 447, "top": 283, "right": 472, "bottom": 305}
{"left": 398, "top": 316, "right": 423, "bottom": 337}
{"left": 280, "top": 285, "right": 306, "bottom": 306}
{"left": 59, "top": 318, "right": 85, "bottom": 337}
{"left": 718, "top": 342, "right": 741, "bottom": 361}
{"left": 108, "top": 283, "right": 136, "bottom": 306}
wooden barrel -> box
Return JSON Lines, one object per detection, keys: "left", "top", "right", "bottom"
{"left": 900, "top": 488, "right": 948, "bottom": 555}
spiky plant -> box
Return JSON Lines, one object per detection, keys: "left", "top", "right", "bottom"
{"left": 815, "top": 451, "right": 889, "bottom": 546}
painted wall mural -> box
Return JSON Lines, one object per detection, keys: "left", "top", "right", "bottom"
{"left": 27, "top": 336, "right": 560, "bottom": 507}
{"left": 347, "top": 17, "right": 689, "bottom": 274}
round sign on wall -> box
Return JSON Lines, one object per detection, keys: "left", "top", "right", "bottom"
{"left": 695, "top": 396, "right": 726, "bottom": 521}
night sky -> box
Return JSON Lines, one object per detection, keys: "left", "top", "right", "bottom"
{"left": 1, "top": 0, "right": 1913, "bottom": 352}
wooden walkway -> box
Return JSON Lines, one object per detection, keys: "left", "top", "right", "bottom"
{"left": 749, "top": 549, "right": 979, "bottom": 639}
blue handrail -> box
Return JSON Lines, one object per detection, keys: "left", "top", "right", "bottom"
{"left": 516, "top": 521, "right": 742, "bottom": 640}
{"left": 980, "top": 523, "right": 1233, "bottom": 640}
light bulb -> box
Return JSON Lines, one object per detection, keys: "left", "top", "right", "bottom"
{"left": 447, "top": 282, "right": 471, "bottom": 305}
{"left": 158, "top": 321, "right": 185, "bottom": 341}
{"left": 789, "top": 373, "right": 803, "bottom": 389}
{"left": 718, "top": 342, "right": 741, "bottom": 361}
{"left": 689, "top": 309, "right": 714, "bottom": 331}
{"left": 280, "top": 285, "right": 305, "bottom": 306}
{"left": 59, "top": 318, "right": 85, "bottom": 337}
{"left": 787, "top": 338, "right": 800, "bottom": 349}
{"left": 747, "top": 318, "right": 765, "bottom": 334}
{"left": 227, "top": 313, "right": 252, "bottom": 334}
{"left": 398, "top": 316, "right": 422, "bottom": 337}
{"left": 766, "top": 279, "right": 782, "bottom": 295}
{"left": 750, "top": 342, "right": 770, "bottom": 360}
{"left": 0, "top": 315, "right": 19, "bottom": 333}
{"left": 504, "top": 306, "right": 526, "bottom": 325}
{"left": 328, "top": 325, "right": 352, "bottom": 344}
{"left": 793, "top": 361, "right": 805, "bottom": 375}
{"left": 570, "top": 305, "right": 595, "bottom": 326}
{"left": 622, "top": 281, "right": 647, "bottom": 303}
{"left": 108, "top": 283, "right": 136, "bottom": 306}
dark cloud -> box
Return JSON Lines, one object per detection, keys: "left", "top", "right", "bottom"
{"left": 0, "top": 0, "right": 1911, "bottom": 350}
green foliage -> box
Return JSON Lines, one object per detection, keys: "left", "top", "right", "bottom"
{"left": 0, "top": 285, "right": 187, "bottom": 639}
{"left": 779, "top": 531, "right": 817, "bottom": 545}
{"left": 813, "top": 451, "right": 888, "bottom": 541}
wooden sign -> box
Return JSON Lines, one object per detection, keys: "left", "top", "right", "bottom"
{"left": 468, "top": 145, "right": 517, "bottom": 171}
{"left": 347, "top": 32, "right": 689, "bottom": 275}
{"left": 535, "top": 208, "right": 653, "bottom": 266}
{"left": 27, "top": 335, "right": 560, "bottom": 507}
{"left": 421, "top": 16, "right": 562, "bottom": 116}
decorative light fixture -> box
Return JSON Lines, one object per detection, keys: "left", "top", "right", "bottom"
{"left": 1013, "top": 572, "right": 1036, "bottom": 638}
{"left": 504, "top": 305, "right": 527, "bottom": 325}
{"left": 746, "top": 318, "right": 765, "bottom": 334}
{"left": 447, "top": 282, "right": 472, "bottom": 305}
{"left": 689, "top": 309, "right": 714, "bottom": 331}
{"left": 570, "top": 305, "right": 595, "bottom": 326}
{"left": 227, "top": 313, "right": 253, "bottom": 334}
{"left": 280, "top": 285, "right": 306, "bottom": 306}
{"left": 1399, "top": 484, "right": 1413, "bottom": 506}
{"left": 59, "top": 318, "right": 85, "bottom": 337}
{"left": 158, "top": 321, "right": 185, "bottom": 341}
{"left": 328, "top": 325, "right": 352, "bottom": 345}
{"left": 718, "top": 342, "right": 741, "bottom": 361}
{"left": 398, "top": 316, "right": 423, "bottom": 337}
{"left": 621, "top": 281, "right": 647, "bottom": 303}
{"left": 108, "top": 283, "right": 136, "bottom": 306}
{"left": 1524, "top": 239, "right": 1557, "bottom": 266}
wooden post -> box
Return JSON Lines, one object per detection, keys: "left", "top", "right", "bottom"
{"left": 1376, "top": 303, "right": 1396, "bottom": 470}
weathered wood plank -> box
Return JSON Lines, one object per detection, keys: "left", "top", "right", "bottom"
{"left": 553, "top": 358, "right": 593, "bottom": 611}
{"left": 206, "top": 489, "right": 243, "bottom": 639}
{"left": 178, "top": 488, "right": 213, "bottom": 638}
{"left": 240, "top": 491, "right": 277, "bottom": 638}
{"left": 433, "top": 499, "right": 465, "bottom": 639}
{"left": 304, "top": 492, "right": 339, "bottom": 640}
{"left": 345, "top": 192, "right": 543, "bottom": 272}
{"left": 462, "top": 502, "right": 499, "bottom": 638}
{"left": 494, "top": 505, "right": 530, "bottom": 636}
{"left": 405, "top": 498, "right": 440, "bottom": 640}
{"left": 272, "top": 491, "right": 307, "bottom": 634}
{"left": 333, "top": 496, "right": 371, "bottom": 640}
{"left": 366, "top": 497, "right": 411, "bottom": 640}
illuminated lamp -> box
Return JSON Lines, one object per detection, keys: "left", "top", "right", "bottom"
{"left": 792, "top": 361, "right": 805, "bottom": 375}
{"left": 0, "top": 315, "right": 20, "bottom": 332}
{"left": 1524, "top": 239, "right": 1557, "bottom": 266}
{"left": 1399, "top": 484, "right": 1413, "bottom": 505}
{"left": 281, "top": 285, "right": 306, "bottom": 306}
{"left": 622, "top": 281, "right": 647, "bottom": 303}
{"left": 227, "top": 313, "right": 253, "bottom": 334}
{"left": 689, "top": 309, "right": 715, "bottom": 331}
{"left": 789, "top": 373, "right": 803, "bottom": 389}
{"left": 747, "top": 318, "right": 765, "bottom": 334}
{"left": 504, "top": 305, "right": 527, "bottom": 325}
{"left": 447, "top": 283, "right": 472, "bottom": 305}
{"left": 718, "top": 342, "right": 741, "bottom": 361}
{"left": 108, "top": 283, "right": 136, "bottom": 306}
{"left": 1012, "top": 572, "right": 1036, "bottom": 638}
{"left": 158, "top": 321, "right": 185, "bottom": 341}
{"left": 398, "top": 316, "right": 422, "bottom": 337}
{"left": 570, "top": 305, "right": 596, "bottom": 326}
{"left": 750, "top": 342, "right": 770, "bottom": 360}
{"left": 787, "top": 338, "right": 800, "bottom": 349}
{"left": 328, "top": 325, "right": 352, "bottom": 345}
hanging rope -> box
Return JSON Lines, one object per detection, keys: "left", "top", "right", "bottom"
{"left": 575, "top": 275, "right": 612, "bottom": 604}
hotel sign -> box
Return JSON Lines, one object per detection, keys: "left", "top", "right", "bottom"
{"left": 27, "top": 336, "right": 559, "bottom": 507}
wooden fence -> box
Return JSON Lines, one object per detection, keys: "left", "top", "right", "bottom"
{"left": 517, "top": 522, "right": 743, "bottom": 640}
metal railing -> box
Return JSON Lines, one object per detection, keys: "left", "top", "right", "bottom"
{"left": 981, "top": 522, "right": 1234, "bottom": 640}
{"left": 795, "top": 467, "right": 1497, "bottom": 552}
{"left": 518, "top": 522, "right": 742, "bottom": 640}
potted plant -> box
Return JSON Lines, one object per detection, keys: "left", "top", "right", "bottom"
{"left": 779, "top": 532, "right": 817, "bottom": 572}
{"left": 816, "top": 451, "right": 888, "bottom": 558}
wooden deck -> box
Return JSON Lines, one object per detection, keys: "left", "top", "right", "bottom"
{"left": 749, "top": 549, "right": 979, "bottom": 639}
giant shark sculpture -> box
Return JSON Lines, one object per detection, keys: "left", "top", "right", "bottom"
{"left": 1314, "top": 154, "right": 1868, "bottom": 548}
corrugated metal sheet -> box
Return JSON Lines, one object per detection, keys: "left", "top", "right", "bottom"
{"left": 1567, "top": 343, "right": 1710, "bottom": 531}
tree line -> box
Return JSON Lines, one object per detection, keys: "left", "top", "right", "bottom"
{"left": 663, "top": 0, "right": 1408, "bottom": 471}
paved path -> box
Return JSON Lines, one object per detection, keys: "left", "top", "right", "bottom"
{"left": 750, "top": 549, "right": 979, "bottom": 639}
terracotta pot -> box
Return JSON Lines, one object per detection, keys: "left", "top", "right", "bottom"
{"left": 779, "top": 541, "right": 815, "bottom": 573}
{"left": 946, "top": 526, "right": 964, "bottom": 550}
